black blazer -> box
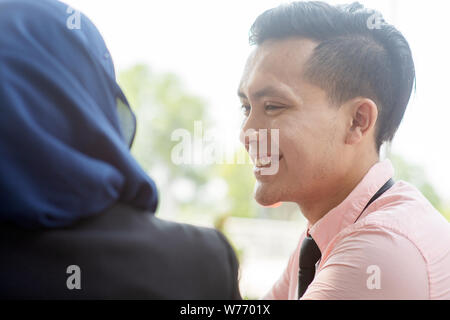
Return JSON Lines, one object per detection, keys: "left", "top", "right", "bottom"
{"left": 0, "top": 203, "right": 241, "bottom": 299}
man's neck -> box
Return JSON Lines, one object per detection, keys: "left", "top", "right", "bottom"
{"left": 298, "top": 155, "right": 379, "bottom": 227}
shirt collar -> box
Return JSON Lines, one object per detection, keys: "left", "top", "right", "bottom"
{"left": 308, "top": 159, "right": 395, "bottom": 255}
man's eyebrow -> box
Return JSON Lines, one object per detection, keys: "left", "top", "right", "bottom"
{"left": 237, "top": 89, "right": 247, "bottom": 99}
{"left": 237, "top": 86, "right": 288, "bottom": 100}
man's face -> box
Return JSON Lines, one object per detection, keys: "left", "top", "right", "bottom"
{"left": 238, "top": 37, "right": 351, "bottom": 206}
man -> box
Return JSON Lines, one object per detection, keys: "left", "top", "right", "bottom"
{"left": 238, "top": 1, "right": 450, "bottom": 299}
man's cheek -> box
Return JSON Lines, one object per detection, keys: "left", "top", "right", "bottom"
{"left": 280, "top": 128, "right": 303, "bottom": 156}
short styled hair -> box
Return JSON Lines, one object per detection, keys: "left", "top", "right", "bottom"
{"left": 249, "top": 1, "right": 415, "bottom": 151}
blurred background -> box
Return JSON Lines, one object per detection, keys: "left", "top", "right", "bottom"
{"left": 65, "top": 0, "right": 450, "bottom": 299}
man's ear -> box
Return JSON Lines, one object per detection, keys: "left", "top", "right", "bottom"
{"left": 344, "top": 98, "right": 378, "bottom": 145}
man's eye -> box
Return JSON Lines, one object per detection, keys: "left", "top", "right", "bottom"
{"left": 241, "top": 105, "right": 251, "bottom": 115}
{"left": 265, "top": 105, "right": 284, "bottom": 111}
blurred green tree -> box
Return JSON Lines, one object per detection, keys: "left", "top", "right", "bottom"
{"left": 119, "top": 64, "right": 209, "bottom": 180}
{"left": 118, "top": 64, "right": 215, "bottom": 218}
{"left": 389, "top": 152, "right": 444, "bottom": 213}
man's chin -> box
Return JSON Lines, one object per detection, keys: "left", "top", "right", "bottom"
{"left": 254, "top": 183, "right": 280, "bottom": 207}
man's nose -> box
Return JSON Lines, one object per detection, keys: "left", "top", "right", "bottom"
{"left": 239, "top": 115, "right": 261, "bottom": 152}
{"left": 240, "top": 130, "right": 259, "bottom": 156}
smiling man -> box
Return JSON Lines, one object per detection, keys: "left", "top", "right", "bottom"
{"left": 238, "top": 1, "right": 450, "bottom": 299}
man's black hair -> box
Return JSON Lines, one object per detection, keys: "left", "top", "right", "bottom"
{"left": 249, "top": 1, "right": 415, "bottom": 151}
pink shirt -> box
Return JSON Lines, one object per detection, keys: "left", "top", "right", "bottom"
{"left": 263, "top": 159, "right": 450, "bottom": 300}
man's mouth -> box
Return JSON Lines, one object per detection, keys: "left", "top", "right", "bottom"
{"left": 253, "top": 154, "right": 283, "bottom": 168}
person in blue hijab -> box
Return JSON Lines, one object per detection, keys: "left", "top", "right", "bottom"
{"left": 0, "top": 0, "right": 158, "bottom": 228}
{"left": 0, "top": 0, "right": 241, "bottom": 299}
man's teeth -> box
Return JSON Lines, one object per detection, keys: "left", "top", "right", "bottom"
{"left": 255, "top": 157, "right": 272, "bottom": 167}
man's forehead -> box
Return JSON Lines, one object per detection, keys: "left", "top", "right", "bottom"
{"left": 238, "top": 38, "right": 318, "bottom": 96}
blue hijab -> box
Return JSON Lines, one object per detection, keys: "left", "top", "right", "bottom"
{"left": 0, "top": 0, "right": 158, "bottom": 228}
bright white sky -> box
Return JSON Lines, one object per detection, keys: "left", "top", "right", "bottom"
{"left": 65, "top": 0, "right": 450, "bottom": 203}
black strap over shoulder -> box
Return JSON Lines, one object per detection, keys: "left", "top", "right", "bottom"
{"left": 354, "top": 178, "right": 395, "bottom": 223}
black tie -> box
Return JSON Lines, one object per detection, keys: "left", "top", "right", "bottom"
{"left": 297, "top": 178, "right": 395, "bottom": 298}
{"left": 298, "top": 234, "right": 321, "bottom": 298}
